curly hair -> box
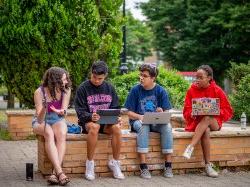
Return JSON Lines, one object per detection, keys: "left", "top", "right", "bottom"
{"left": 42, "top": 67, "right": 72, "bottom": 100}
{"left": 139, "top": 63, "right": 159, "bottom": 78}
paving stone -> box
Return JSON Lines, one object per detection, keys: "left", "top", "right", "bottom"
{"left": 0, "top": 140, "right": 250, "bottom": 187}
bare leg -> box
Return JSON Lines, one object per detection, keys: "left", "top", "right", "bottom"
{"left": 201, "top": 128, "right": 211, "bottom": 164}
{"left": 86, "top": 122, "right": 100, "bottom": 160}
{"left": 52, "top": 120, "right": 67, "bottom": 165}
{"left": 104, "top": 124, "right": 122, "bottom": 160}
{"left": 190, "top": 116, "right": 219, "bottom": 147}
{"left": 33, "top": 123, "right": 62, "bottom": 174}
{"left": 139, "top": 153, "right": 147, "bottom": 163}
{"left": 164, "top": 154, "right": 172, "bottom": 162}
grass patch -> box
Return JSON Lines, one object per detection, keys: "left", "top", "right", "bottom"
{"left": 26, "top": 134, "right": 37, "bottom": 140}
{"left": 0, "top": 109, "right": 10, "bottom": 140}
{"left": 0, "top": 110, "right": 7, "bottom": 124}
{"left": 0, "top": 128, "right": 11, "bottom": 140}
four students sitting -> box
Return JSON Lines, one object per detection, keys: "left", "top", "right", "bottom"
{"left": 34, "top": 62, "right": 233, "bottom": 184}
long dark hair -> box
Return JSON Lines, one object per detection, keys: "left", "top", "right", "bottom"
{"left": 42, "top": 67, "right": 72, "bottom": 100}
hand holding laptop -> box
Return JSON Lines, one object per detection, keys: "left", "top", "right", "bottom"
{"left": 96, "top": 109, "right": 121, "bottom": 125}
{"left": 156, "top": 107, "right": 163, "bottom": 112}
{"left": 139, "top": 107, "right": 164, "bottom": 123}
{"left": 92, "top": 112, "right": 100, "bottom": 122}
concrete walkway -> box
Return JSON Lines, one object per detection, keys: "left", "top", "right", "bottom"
{"left": 0, "top": 140, "right": 250, "bottom": 187}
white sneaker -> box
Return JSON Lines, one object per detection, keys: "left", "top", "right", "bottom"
{"left": 85, "top": 160, "right": 95, "bottom": 181}
{"left": 205, "top": 163, "right": 218, "bottom": 178}
{"left": 183, "top": 145, "right": 194, "bottom": 159}
{"left": 108, "top": 159, "right": 125, "bottom": 179}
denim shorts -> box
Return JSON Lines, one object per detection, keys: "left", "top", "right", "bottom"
{"left": 32, "top": 112, "right": 64, "bottom": 128}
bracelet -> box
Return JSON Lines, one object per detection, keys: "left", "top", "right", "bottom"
{"left": 63, "top": 109, "right": 67, "bottom": 115}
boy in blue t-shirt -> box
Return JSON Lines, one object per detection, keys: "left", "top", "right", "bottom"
{"left": 125, "top": 63, "right": 173, "bottom": 179}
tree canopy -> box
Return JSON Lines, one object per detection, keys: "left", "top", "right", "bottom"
{"left": 0, "top": 0, "right": 123, "bottom": 108}
{"left": 141, "top": 0, "right": 250, "bottom": 79}
{"left": 126, "top": 11, "right": 153, "bottom": 64}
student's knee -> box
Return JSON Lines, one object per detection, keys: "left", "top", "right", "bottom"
{"left": 111, "top": 124, "right": 121, "bottom": 136}
{"left": 44, "top": 128, "right": 54, "bottom": 141}
{"left": 132, "top": 120, "right": 143, "bottom": 132}
{"left": 200, "top": 116, "right": 213, "bottom": 127}
{"left": 202, "top": 116, "right": 212, "bottom": 123}
{"left": 88, "top": 123, "right": 100, "bottom": 136}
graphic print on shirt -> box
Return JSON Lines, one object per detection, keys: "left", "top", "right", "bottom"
{"left": 140, "top": 95, "right": 157, "bottom": 113}
{"left": 87, "top": 94, "right": 112, "bottom": 112}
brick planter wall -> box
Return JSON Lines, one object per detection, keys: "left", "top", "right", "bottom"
{"left": 6, "top": 110, "right": 184, "bottom": 140}
{"left": 6, "top": 110, "right": 79, "bottom": 140}
{"left": 38, "top": 127, "right": 250, "bottom": 177}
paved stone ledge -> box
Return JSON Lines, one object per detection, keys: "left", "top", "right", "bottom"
{"left": 58, "top": 127, "right": 250, "bottom": 141}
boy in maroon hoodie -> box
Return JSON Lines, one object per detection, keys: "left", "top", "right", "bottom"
{"left": 183, "top": 65, "right": 233, "bottom": 177}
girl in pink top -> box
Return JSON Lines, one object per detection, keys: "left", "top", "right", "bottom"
{"left": 32, "top": 67, "right": 71, "bottom": 185}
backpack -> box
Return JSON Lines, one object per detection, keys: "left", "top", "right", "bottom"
{"left": 67, "top": 122, "right": 82, "bottom": 134}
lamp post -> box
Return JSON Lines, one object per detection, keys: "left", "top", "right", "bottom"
{"left": 120, "top": 0, "right": 128, "bottom": 74}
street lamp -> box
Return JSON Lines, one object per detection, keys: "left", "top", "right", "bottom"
{"left": 120, "top": 0, "right": 128, "bottom": 74}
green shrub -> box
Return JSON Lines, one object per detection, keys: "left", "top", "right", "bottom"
{"left": 110, "top": 67, "right": 190, "bottom": 109}
{"left": 0, "top": 110, "right": 7, "bottom": 124}
{"left": 229, "top": 74, "right": 250, "bottom": 121}
{"left": 227, "top": 62, "right": 250, "bottom": 88}
{"left": 0, "top": 128, "right": 11, "bottom": 140}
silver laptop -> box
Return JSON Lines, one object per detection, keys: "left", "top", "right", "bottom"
{"left": 142, "top": 112, "right": 171, "bottom": 125}
{"left": 97, "top": 109, "right": 120, "bottom": 125}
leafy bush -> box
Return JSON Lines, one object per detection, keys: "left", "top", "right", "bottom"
{"left": 229, "top": 74, "right": 250, "bottom": 121}
{"left": 227, "top": 62, "right": 250, "bottom": 88}
{"left": 227, "top": 62, "right": 250, "bottom": 121}
{"left": 110, "top": 67, "right": 190, "bottom": 109}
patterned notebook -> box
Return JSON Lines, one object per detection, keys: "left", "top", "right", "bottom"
{"left": 192, "top": 98, "right": 220, "bottom": 116}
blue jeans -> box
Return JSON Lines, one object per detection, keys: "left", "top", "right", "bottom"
{"left": 132, "top": 120, "right": 173, "bottom": 154}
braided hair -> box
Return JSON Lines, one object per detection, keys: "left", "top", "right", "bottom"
{"left": 197, "top": 65, "right": 213, "bottom": 82}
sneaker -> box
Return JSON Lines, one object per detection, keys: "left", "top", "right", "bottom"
{"left": 163, "top": 167, "right": 173, "bottom": 178}
{"left": 108, "top": 159, "right": 125, "bottom": 179}
{"left": 85, "top": 160, "right": 95, "bottom": 181}
{"left": 205, "top": 163, "right": 218, "bottom": 178}
{"left": 140, "top": 168, "right": 151, "bottom": 179}
{"left": 183, "top": 145, "right": 194, "bottom": 159}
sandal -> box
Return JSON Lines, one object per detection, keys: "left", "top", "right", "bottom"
{"left": 57, "top": 172, "right": 70, "bottom": 186}
{"left": 47, "top": 173, "right": 59, "bottom": 185}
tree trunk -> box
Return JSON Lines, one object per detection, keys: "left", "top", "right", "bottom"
{"left": 7, "top": 90, "right": 15, "bottom": 109}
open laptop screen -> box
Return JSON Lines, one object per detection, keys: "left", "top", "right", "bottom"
{"left": 97, "top": 109, "right": 121, "bottom": 125}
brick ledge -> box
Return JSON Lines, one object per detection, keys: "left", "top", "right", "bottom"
{"left": 37, "top": 127, "right": 250, "bottom": 142}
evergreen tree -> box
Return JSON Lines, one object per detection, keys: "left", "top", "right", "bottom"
{"left": 0, "top": 0, "right": 123, "bottom": 108}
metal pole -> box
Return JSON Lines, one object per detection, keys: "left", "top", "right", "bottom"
{"left": 120, "top": 0, "right": 128, "bottom": 74}
{"left": 122, "top": 0, "right": 126, "bottom": 65}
